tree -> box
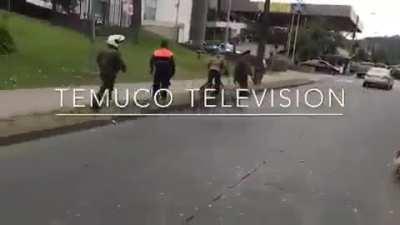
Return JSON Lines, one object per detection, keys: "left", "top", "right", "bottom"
{"left": 190, "top": 0, "right": 209, "bottom": 48}
{"left": 371, "top": 45, "right": 387, "bottom": 64}
{"left": 354, "top": 47, "right": 369, "bottom": 61}
{"left": 295, "top": 21, "right": 344, "bottom": 62}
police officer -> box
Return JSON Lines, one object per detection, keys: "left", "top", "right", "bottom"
{"left": 234, "top": 50, "right": 253, "bottom": 90}
{"left": 94, "top": 34, "right": 127, "bottom": 109}
{"left": 150, "top": 40, "right": 176, "bottom": 100}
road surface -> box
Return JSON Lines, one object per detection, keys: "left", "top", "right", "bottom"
{"left": 1, "top": 76, "right": 400, "bottom": 225}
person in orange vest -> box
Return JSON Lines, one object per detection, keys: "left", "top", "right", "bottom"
{"left": 150, "top": 40, "right": 176, "bottom": 100}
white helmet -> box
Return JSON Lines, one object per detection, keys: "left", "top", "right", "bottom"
{"left": 106, "top": 34, "right": 126, "bottom": 48}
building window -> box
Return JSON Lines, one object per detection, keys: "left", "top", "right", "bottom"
{"left": 144, "top": 0, "right": 157, "bottom": 20}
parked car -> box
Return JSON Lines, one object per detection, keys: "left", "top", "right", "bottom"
{"left": 363, "top": 67, "right": 394, "bottom": 90}
{"left": 203, "top": 42, "right": 220, "bottom": 54}
{"left": 391, "top": 66, "right": 400, "bottom": 79}
{"left": 300, "top": 59, "right": 340, "bottom": 75}
{"left": 203, "top": 42, "right": 241, "bottom": 55}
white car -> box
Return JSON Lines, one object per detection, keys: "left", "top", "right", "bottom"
{"left": 363, "top": 67, "right": 394, "bottom": 90}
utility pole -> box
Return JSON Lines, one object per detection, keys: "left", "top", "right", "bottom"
{"left": 291, "top": 0, "right": 303, "bottom": 63}
{"left": 175, "top": 0, "right": 181, "bottom": 43}
{"left": 224, "top": 0, "right": 232, "bottom": 45}
{"left": 291, "top": 12, "right": 301, "bottom": 63}
{"left": 286, "top": 13, "right": 295, "bottom": 57}
{"left": 256, "top": 0, "right": 271, "bottom": 61}
{"left": 89, "top": 0, "right": 97, "bottom": 72}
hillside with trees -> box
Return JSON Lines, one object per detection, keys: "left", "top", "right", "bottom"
{"left": 357, "top": 36, "right": 400, "bottom": 65}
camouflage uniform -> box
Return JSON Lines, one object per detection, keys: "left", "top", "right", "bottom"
{"left": 96, "top": 47, "right": 126, "bottom": 102}
{"left": 205, "top": 56, "right": 226, "bottom": 93}
{"left": 234, "top": 57, "right": 253, "bottom": 89}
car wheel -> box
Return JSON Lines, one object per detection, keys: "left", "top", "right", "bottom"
{"left": 363, "top": 82, "right": 368, "bottom": 88}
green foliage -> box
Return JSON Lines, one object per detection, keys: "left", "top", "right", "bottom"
{"left": 295, "top": 21, "right": 344, "bottom": 62}
{"left": 0, "top": 21, "right": 16, "bottom": 55}
{"left": 0, "top": 11, "right": 209, "bottom": 89}
{"left": 371, "top": 46, "right": 387, "bottom": 64}
{"left": 353, "top": 47, "right": 370, "bottom": 61}
{"left": 362, "top": 36, "right": 400, "bottom": 65}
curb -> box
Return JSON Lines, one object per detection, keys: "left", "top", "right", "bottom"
{"left": 0, "top": 78, "right": 315, "bottom": 146}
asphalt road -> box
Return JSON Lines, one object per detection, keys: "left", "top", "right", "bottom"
{"left": 1, "top": 76, "right": 400, "bottom": 225}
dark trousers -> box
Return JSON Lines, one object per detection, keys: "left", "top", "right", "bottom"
{"left": 236, "top": 77, "right": 248, "bottom": 89}
{"left": 207, "top": 69, "right": 222, "bottom": 93}
{"left": 153, "top": 73, "right": 171, "bottom": 98}
{"left": 98, "top": 73, "right": 116, "bottom": 99}
{"left": 93, "top": 73, "right": 116, "bottom": 109}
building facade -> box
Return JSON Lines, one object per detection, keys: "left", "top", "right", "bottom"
{"left": 141, "top": 0, "right": 193, "bottom": 43}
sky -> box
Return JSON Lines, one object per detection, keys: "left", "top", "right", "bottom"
{"left": 268, "top": 0, "right": 400, "bottom": 38}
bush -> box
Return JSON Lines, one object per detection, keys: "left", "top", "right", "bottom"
{"left": 269, "top": 55, "right": 290, "bottom": 72}
{"left": 0, "top": 25, "right": 16, "bottom": 55}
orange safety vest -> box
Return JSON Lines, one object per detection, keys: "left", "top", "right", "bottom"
{"left": 153, "top": 48, "right": 174, "bottom": 58}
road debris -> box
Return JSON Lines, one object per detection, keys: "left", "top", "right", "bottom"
{"left": 185, "top": 215, "right": 195, "bottom": 223}
{"left": 212, "top": 193, "right": 223, "bottom": 202}
{"left": 183, "top": 160, "right": 267, "bottom": 224}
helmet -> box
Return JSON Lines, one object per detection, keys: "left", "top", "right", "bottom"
{"left": 106, "top": 34, "right": 126, "bottom": 48}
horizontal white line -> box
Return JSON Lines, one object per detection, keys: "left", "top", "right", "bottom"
{"left": 56, "top": 113, "right": 344, "bottom": 117}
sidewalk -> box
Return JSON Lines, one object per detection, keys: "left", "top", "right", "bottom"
{"left": 0, "top": 71, "right": 318, "bottom": 144}
{"left": 0, "top": 71, "right": 316, "bottom": 120}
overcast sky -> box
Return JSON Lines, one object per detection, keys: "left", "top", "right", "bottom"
{"left": 269, "top": 0, "right": 399, "bottom": 38}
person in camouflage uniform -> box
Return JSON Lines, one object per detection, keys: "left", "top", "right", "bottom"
{"left": 234, "top": 50, "right": 253, "bottom": 90}
{"left": 93, "top": 35, "right": 127, "bottom": 109}
{"left": 203, "top": 54, "right": 227, "bottom": 94}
